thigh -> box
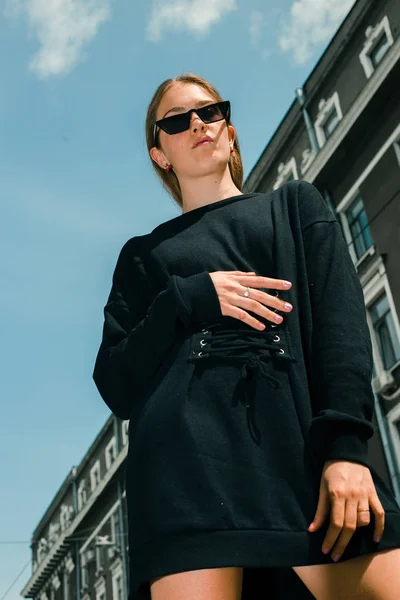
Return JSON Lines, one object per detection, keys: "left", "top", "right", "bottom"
{"left": 150, "top": 567, "right": 243, "bottom": 600}
{"left": 293, "top": 549, "right": 400, "bottom": 600}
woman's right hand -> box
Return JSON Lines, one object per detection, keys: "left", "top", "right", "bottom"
{"left": 209, "top": 271, "right": 293, "bottom": 330}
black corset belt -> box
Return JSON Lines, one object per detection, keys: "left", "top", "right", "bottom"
{"left": 187, "top": 319, "right": 297, "bottom": 445}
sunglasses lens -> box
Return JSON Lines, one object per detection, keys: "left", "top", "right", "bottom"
{"left": 199, "top": 104, "right": 224, "bottom": 122}
{"left": 159, "top": 114, "right": 189, "bottom": 135}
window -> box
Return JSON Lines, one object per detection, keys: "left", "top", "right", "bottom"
{"left": 345, "top": 194, "right": 373, "bottom": 260}
{"left": 81, "top": 561, "right": 89, "bottom": 592}
{"left": 114, "top": 574, "right": 123, "bottom": 600}
{"left": 272, "top": 157, "right": 298, "bottom": 190}
{"left": 370, "top": 294, "right": 400, "bottom": 371}
{"left": 112, "top": 562, "right": 124, "bottom": 600}
{"left": 300, "top": 148, "right": 316, "bottom": 175}
{"left": 52, "top": 575, "right": 61, "bottom": 591}
{"left": 322, "top": 108, "right": 339, "bottom": 140}
{"left": 77, "top": 480, "right": 87, "bottom": 511}
{"left": 90, "top": 461, "right": 101, "bottom": 492}
{"left": 121, "top": 421, "right": 129, "bottom": 447}
{"left": 359, "top": 16, "right": 394, "bottom": 79}
{"left": 314, "top": 92, "right": 343, "bottom": 148}
{"left": 60, "top": 505, "right": 74, "bottom": 531}
{"left": 37, "top": 538, "right": 48, "bottom": 563}
{"left": 111, "top": 511, "right": 121, "bottom": 549}
{"left": 394, "top": 138, "right": 400, "bottom": 167}
{"left": 105, "top": 437, "right": 117, "bottom": 470}
{"left": 387, "top": 404, "right": 400, "bottom": 465}
{"left": 95, "top": 545, "right": 104, "bottom": 576}
{"left": 395, "top": 419, "right": 400, "bottom": 441}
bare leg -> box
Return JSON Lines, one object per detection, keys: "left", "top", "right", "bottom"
{"left": 293, "top": 548, "right": 400, "bottom": 600}
{"left": 150, "top": 567, "right": 243, "bottom": 600}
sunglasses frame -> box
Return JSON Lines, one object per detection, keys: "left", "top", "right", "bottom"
{"left": 153, "top": 100, "right": 231, "bottom": 146}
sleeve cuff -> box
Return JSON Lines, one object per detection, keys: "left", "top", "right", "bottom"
{"left": 324, "top": 433, "right": 370, "bottom": 469}
{"left": 171, "top": 271, "right": 222, "bottom": 327}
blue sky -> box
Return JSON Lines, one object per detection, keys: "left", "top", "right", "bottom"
{"left": 0, "top": 0, "right": 357, "bottom": 597}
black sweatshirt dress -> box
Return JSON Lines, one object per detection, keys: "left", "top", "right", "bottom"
{"left": 93, "top": 180, "right": 400, "bottom": 599}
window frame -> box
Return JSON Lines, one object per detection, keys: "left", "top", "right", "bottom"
{"left": 387, "top": 403, "right": 400, "bottom": 466}
{"left": 105, "top": 437, "right": 117, "bottom": 470}
{"left": 77, "top": 479, "right": 87, "bottom": 511}
{"left": 272, "top": 157, "right": 298, "bottom": 190}
{"left": 359, "top": 15, "right": 394, "bottom": 80}
{"left": 90, "top": 461, "right": 101, "bottom": 493}
{"left": 314, "top": 92, "right": 343, "bottom": 149}
{"left": 121, "top": 420, "right": 129, "bottom": 447}
{"left": 111, "top": 560, "right": 124, "bottom": 600}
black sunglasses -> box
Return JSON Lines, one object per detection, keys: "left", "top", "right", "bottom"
{"left": 154, "top": 100, "right": 230, "bottom": 145}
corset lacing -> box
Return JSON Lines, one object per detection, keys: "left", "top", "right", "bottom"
{"left": 190, "top": 322, "right": 287, "bottom": 445}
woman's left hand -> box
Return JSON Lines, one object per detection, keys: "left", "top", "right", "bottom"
{"left": 308, "top": 459, "right": 385, "bottom": 562}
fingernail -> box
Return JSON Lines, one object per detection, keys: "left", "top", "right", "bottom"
{"left": 283, "top": 281, "right": 292, "bottom": 288}
{"left": 375, "top": 536, "right": 381, "bottom": 543}
{"left": 332, "top": 554, "right": 341, "bottom": 562}
{"left": 322, "top": 547, "right": 330, "bottom": 555}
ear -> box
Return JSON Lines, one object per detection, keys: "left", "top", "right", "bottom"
{"left": 150, "top": 146, "right": 168, "bottom": 170}
{"left": 228, "top": 124, "right": 236, "bottom": 146}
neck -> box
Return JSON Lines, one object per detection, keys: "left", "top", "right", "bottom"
{"left": 180, "top": 165, "right": 242, "bottom": 214}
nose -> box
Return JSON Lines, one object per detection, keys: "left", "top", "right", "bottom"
{"left": 190, "top": 111, "right": 206, "bottom": 134}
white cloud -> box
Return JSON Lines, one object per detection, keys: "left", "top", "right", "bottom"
{"left": 249, "top": 10, "right": 264, "bottom": 47}
{"left": 146, "top": 0, "right": 237, "bottom": 42}
{"left": 279, "top": 0, "right": 357, "bottom": 65}
{"left": 5, "top": 0, "right": 111, "bottom": 79}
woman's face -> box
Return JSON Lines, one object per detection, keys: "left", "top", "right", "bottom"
{"left": 150, "top": 82, "right": 235, "bottom": 179}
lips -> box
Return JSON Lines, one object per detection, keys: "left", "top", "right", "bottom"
{"left": 193, "top": 136, "right": 213, "bottom": 148}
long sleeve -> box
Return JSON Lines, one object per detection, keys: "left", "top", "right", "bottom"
{"left": 92, "top": 237, "right": 222, "bottom": 420}
{"left": 298, "top": 181, "right": 375, "bottom": 469}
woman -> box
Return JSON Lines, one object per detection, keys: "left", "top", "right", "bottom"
{"left": 93, "top": 74, "right": 400, "bottom": 600}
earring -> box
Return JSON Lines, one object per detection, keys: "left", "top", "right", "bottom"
{"left": 230, "top": 146, "right": 234, "bottom": 153}
{"left": 166, "top": 163, "right": 173, "bottom": 172}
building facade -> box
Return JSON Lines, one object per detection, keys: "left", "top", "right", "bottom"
{"left": 244, "top": 0, "right": 400, "bottom": 499}
{"left": 21, "top": 417, "right": 130, "bottom": 600}
{"left": 22, "top": 1, "right": 400, "bottom": 598}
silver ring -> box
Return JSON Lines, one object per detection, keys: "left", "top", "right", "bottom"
{"left": 243, "top": 286, "right": 250, "bottom": 298}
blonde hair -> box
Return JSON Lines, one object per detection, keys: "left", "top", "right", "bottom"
{"left": 145, "top": 73, "right": 244, "bottom": 208}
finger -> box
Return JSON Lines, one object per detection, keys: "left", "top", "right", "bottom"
{"left": 369, "top": 494, "right": 385, "bottom": 542}
{"left": 234, "top": 296, "right": 285, "bottom": 327}
{"left": 224, "top": 304, "right": 282, "bottom": 330}
{"left": 236, "top": 275, "right": 292, "bottom": 289}
{"left": 236, "top": 290, "right": 291, "bottom": 316}
{"left": 330, "top": 500, "right": 358, "bottom": 561}
{"left": 322, "top": 497, "right": 345, "bottom": 554}
{"left": 309, "top": 483, "right": 330, "bottom": 532}
{"left": 356, "top": 501, "right": 371, "bottom": 528}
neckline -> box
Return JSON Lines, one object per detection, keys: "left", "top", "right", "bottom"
{"left": 152, "top": 192, "right": 262, "bottom": 233}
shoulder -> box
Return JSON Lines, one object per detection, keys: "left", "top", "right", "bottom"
{"left": 112, "top": 234, "right": 149, "bottom": 285}
{"left": 279, "top": 180, "right": 338, "bottom": 230}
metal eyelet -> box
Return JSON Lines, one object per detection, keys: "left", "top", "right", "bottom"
{"left": 271, "top": 324, "right": 277, "bottom": 328}
{"left": 198, "top": 351, "right": 203, "bottom": 357}
{"left": 201, "top": 329, "right": 209, "bottom": 334}
{"left": 279, "top": 349, "right": 285, "bottom": 354}
{"left": 200, "top": 339, "right": 207, "bottom": 347}
{"left": 273, "top": 335, "right": 280, "bottom": 342}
